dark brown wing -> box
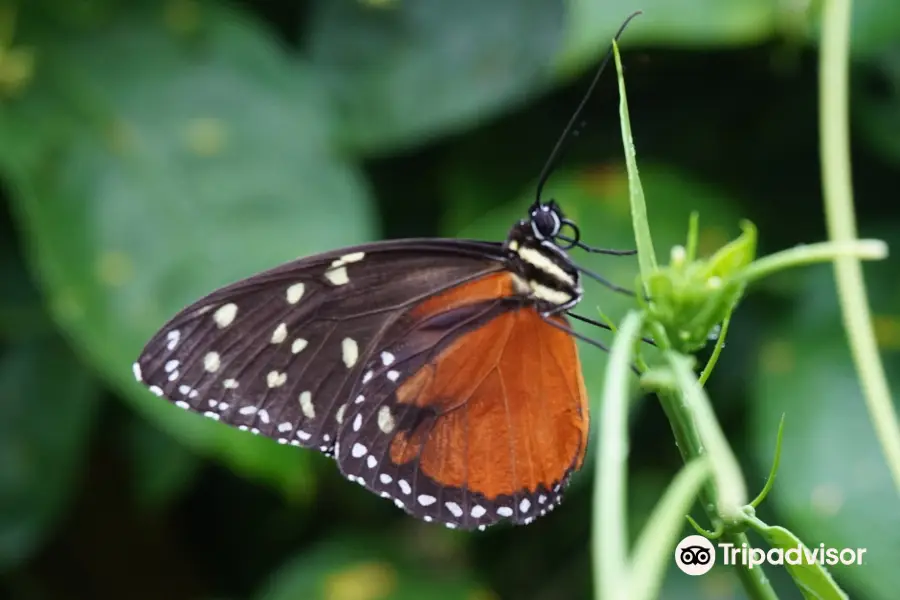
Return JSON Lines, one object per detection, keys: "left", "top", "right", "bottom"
{"left": 134, "top": 239, "right": 506, "bottom": 455}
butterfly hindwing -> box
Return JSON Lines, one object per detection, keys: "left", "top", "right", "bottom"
{"left": 135, "top": 239, "right": 506, "bottom": 454}
{"left": 335, "top": 273, "right": 590, "bottom": 530}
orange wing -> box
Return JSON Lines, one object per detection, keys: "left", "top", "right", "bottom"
{"left": 335, "top": 273, "right": 589, "bottom": 530}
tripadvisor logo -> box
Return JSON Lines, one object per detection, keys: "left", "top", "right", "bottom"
{"left": 720, "top": 542, "right": 867, "bottom": 568}
{"left": 675, "top": 535, "right": 866, "bottom": 575}
{"left": 675, "top": 535, "right": 868, "bottom": 576}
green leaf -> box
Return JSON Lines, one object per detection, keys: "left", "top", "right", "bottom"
{"left": 120, "top": 413, "right": 200, "bottom": 512}
{"left": 558, "top": 0, "right": 781, "bottom": 75}
{"left": 0, "top": 338, "right": 100, "bottom": 572}
{"left": 752, "top": 522, "right": 850, "bottom": 600}
{"left": 751, "top": 264, "right": 900, "bottom": 600}
{"left": 0, "top": 224, "right": 51, "bottom": 341}
{"left": 255, "top": 534, "right": 485, "bottom": 600}
{"left": 855, "top": 50, "right": 900, "bottom": 164}
{"left": 0, "top": 5, "right": 375, "bottom": 492}
{"left": 306, "top": 0, "right": 565, "bottom": 153}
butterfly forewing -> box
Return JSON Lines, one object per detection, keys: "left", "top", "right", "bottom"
{"left": 135, "top": 240, "right": 506, "bottom": 453}
{"left": 334, "top": 273, "right": 590, "bottom": 530}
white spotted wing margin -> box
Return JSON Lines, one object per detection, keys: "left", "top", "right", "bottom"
{"left": 134, "top": 238, "right": 506, "bottom": 456}
{"left": 334, "top": 299, "right": 572, "bottom": 531}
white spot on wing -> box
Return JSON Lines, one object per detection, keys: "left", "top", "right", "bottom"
{"left": 379, "top": 473, "right": 392, "bottom": 484}
{"left": 377, "top": 406, "right": 395, "bottom": 433}
{"left": 286, "top": 282, "right": 305, "bottom": 304}
{"left": 299, "top": 391, "right": 315, "bottom": 418}
{"left": 296, "top": 430, "right": 311, "bottom": 441}
{"left": 398, "top": 479, "right": 411, "bottom": 495}
{"left": 471, "top": 505, "right": 486, "bottom": 518}
{"left": 351, "top": 443, "right": 368, "bottom": 458}
{"left": 239, "top": 406, "right": 257, "bottom": 415}
{"left": 335, "top": 403, "right": 347, "bottom": 424}
{"left": 132, "top": 362, "right": 142, "bottom": 381}
{"left": 381, "top": 351, "right": 395, "bottom": 366}
{"left": 166, "top": 330, "right": 181, "bottom": 350}
{"left": 258, "top": 409, "right": 270, "bottom": 424}
{"left": 341, "top": 338, "right": 359, "bottom": 368}
{"left": 266, "top": 370, "right": 287, "bottom": 388}
{"left": 386, "top": 370, "right": 400, "bottom": 382}
{"left": 519, "top": 498, "right": 531, "bottom": 513}
{"left": 213, "top": 303, "right": 238, "bottom": 328}
{"left": 271, "top": 323, "right": 288, "bottom": 344}
{"left": 337, "top": 251, "right": 365, "bottom": 265}
{"left": 291, "top": 338, "right": 308, "bottom": 354}
{"left": 366, "top": 455, "right": 378, "bottom": 469}
{"left": 204, "top": 352, "right": 220, "bottom": 373}
{"left": 223, "top": 378, "right": 239, "bottom": 389}
{"left": 352, "top": 413, "right": 363, "bottom": 432}
{"left": 149, "top": 386, "right": 164, "bottom": 397}
{"left": 277, "top": 422, "right": 292, "bottom": 433}
{"left": 497, "top": 506, "right": 513, "bottom": 517}
{"left": 164, "top": 359, "right": 179, "bottom": 373}
{"left": 418, "top": 494, "right": 436, "bottom": 506}
{"left": 325, "top": 266, "right": 349, "bottom": 286}
{"left": 445, "top": 502, "right": 463, "bottom": 518}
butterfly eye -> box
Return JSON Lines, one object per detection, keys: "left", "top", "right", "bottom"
{"left": 530, "top": 204, "right": 562, "bottom": 240}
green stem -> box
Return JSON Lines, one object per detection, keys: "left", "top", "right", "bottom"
{"left": 667, "top": 353, "right": 747, "bottom": 521}
{"left": 652, "top": 385, "right": 780, "bottom": 600}
{"left": 698, "top": 314, "right": 731, "bottom": 386}
{"left": 739, "top": 239, "right": 887, "bottom": 284}
{"left": 723, "top": 531, "right": 781, "bottom": 600}
{"left": 594, "top": 311, "right": 644, "bottom": 600}
{"left": 629, "top": 458, "right": 713, "bottom": 600}
{"left": 819, "top": 0, "right": 900, "bottom": 496}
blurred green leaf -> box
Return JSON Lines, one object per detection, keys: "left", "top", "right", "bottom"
{"left": 751, "top": 265, "right": 900, "bottom": 600}
{"left": 306, "top": 0, "right": 565, "bottom": 153}
{"left": 256, "top": 534, "right": 485, "bottom": 600}
{"left": 0, "top": 225, "right": 51, "bottom": 341}
{"left": 120, "top": 412, "right": 200, "bottom": 512}
{"left": 558, "top": 0, "right": 781, "bottom": 75}
{"left": 808, "top": 0, "right": 900, "bottom": 58}
{"left": 0, "top": 6, "right": 375, "bottom": 493}
{"left": 855, "top": 49, "right": 900, "bottom": 165}
{"left": 0, "top": 338, "right": 99, "bottom": 572}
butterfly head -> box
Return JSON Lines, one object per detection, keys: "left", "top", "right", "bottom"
{"left": 505, "top": 202, "right": 583, "bottom": 315}
{"left": 529, "top": 201, "right": 564, "bottom": 240}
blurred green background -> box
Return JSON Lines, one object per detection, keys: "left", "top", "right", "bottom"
{"left": 0, "top": 0, "right": 898, "bottom": 598}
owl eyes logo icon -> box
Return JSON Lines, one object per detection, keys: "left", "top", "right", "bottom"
{"left": 675, "top": 535, "right": 716, "bottom": 575}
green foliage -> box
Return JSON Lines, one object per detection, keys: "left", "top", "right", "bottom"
{"left": 0, "top": 1, "right": 898, "bottom": 599}
{"left": 0, "top": 338, "right": 99, "bottom": 572}
{"left": 642, "top": 221, "right": 756, "bottom": 353}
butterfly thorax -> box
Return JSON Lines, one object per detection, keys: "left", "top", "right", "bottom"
{"left": 504, "top": 214, "right": 583, "bottom": 315}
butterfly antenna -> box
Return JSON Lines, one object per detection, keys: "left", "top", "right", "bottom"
{"left": 532, "top": 10, "right": 643, "bottom": 209}
{"left": 566, "top": 311, "right": 657, "bottom": 346}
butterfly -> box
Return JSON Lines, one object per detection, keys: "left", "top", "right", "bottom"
{"left": 133, "top": 15, "right": 641, "bottom": 531}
